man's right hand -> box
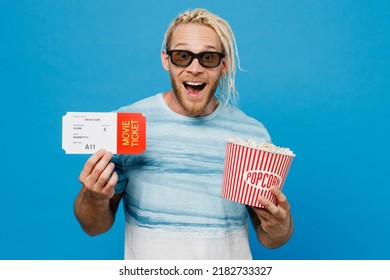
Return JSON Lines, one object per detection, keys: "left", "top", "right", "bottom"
{"left": 78, "top": 149, "right": 118, "bottom": 201}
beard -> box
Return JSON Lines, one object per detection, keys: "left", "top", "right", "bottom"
{"left": 170, "top": 74, "right": 220, "bottom": 117}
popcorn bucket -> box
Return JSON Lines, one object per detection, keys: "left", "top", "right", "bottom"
{"left": 221, "top": 141, "right": 295, "bottom": 208}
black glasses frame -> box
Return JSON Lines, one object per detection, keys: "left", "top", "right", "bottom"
{"left": 166, "top": 49, "right": 226, "bottom": 68}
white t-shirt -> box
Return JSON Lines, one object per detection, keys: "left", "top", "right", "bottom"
{"left": 112, "top": 94, "right": 271, "bottom": 259}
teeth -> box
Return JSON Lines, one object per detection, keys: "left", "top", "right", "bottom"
{"left": 185, "top": 82, "right": 204, "bottom": 86}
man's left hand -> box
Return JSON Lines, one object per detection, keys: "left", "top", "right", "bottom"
{"left": 249, "top": 186, "right": 293, "bottom": 247}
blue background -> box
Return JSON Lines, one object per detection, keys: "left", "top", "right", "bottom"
{"left": 1, "top": 0, "right": 389, "bottom": 260}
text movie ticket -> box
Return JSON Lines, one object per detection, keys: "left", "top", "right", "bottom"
{"left": 62, "top": 112, "right": 146, "bottom": 154}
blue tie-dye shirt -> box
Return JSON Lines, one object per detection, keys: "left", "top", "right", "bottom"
{"left": 112, "top": 93, "right": 271, "bottom": 259}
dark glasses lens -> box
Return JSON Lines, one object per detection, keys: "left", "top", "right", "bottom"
{"left": 167, "top": 50, "right": 225, "bottom": 68}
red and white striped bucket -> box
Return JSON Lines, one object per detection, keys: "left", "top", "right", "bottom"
{"left": 221, "top": 141, "right": 295, "bottom": 208}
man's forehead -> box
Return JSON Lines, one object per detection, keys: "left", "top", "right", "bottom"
{"left": 170, "top": 23, "right": 222, "bottom": 50}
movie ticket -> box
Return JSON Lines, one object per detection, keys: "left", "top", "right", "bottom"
{"left": 62, "top": 112, "right": 146, "bottom": 154}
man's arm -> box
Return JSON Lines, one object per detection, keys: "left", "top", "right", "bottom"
{"left": 248, "top": 187, "right": 293, "bottom": 248}
{"left": 74, "top": 149, "right": 122, "bottom": 236}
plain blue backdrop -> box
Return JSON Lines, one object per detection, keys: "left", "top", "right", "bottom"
{"left": 1, "top": 0, "right": 389, "bottom": 260}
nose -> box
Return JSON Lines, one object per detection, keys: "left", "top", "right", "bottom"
{"left": 186, "top": 57, "right": 204, "bottom": 75}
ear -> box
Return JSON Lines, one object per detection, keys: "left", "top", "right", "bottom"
{"left": 221, "top": 57, "right": 228, "bottom": 76}
{"left": 161, "top": 50, "right": 170, "bottom": 71}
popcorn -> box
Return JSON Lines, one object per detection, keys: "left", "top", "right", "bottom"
{"left": 227, "top": 138, "right": 295, "bottom": 156}
{"left": 221, "top": 138, "right": 295, "bottom": 208}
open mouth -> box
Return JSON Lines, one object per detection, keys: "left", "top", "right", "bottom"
{"left": 183, "top": 81, "right": 206, "bottom": 96}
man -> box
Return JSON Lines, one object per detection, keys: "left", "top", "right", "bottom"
{"left": 74, "top": 8, "right": 293, "bottom": 259}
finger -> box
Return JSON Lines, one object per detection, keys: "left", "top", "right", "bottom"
{"left": 254, "top": 208, "right": 272, "bottom": 222}
{"left": 88, "top": 151, "right": 114, "bottom": 184}
{"left": 258, "top": 195, "right": 279, "bottom": 216}
{"left": 106, "top": 171, "right": 118, "bottom": 190}
{"left": 102, "top": 171, "right": 118, "bottom": 199}
{"left": 95, "top": 162, "right": 115, "bottom": 190}
{"left": 79, "top": 149, "right": 106, "bottom": 182}
{"left": 270, "top": 187, "right": 290, "bottom": 211}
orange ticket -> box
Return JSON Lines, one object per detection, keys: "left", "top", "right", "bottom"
{"left": 62, "top": 112, "right": 146, "bottom": 154}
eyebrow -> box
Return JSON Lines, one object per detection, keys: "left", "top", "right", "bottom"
{"left": 172, "top": 43, "right": 219, "bottom": 51}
